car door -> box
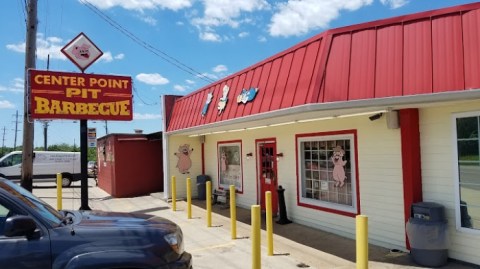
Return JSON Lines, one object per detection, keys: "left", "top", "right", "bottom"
{"left": 0, "top": 197, "right": 51, "bottom": 269}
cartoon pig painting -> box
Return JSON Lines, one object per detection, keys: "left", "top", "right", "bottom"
{"left": 175, "top": 144, "right": 193, "bottom": 174}
{"left": 331, "top": 145, "right": 347, "bottom": 187}
{"left": 71, "top": 43, "right": 91, "bottom": 60}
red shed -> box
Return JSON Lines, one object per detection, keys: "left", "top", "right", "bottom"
{"left": 97, "top": 132, "right": 163, "bottom": 198}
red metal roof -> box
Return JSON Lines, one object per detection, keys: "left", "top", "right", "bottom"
{"left": 167, "top": 2, "right": 480, "bottom": 133}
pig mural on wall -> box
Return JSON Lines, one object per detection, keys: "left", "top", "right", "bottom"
{"left": 175, "top": 144, "right": 193, "bottom": 174}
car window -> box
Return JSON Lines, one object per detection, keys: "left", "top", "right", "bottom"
{"left": 0, "top": 181, "right": 63, "bottom": 227}
{"left": 0, "top": 202, "right": 20, "bottom": 236}
{"left": 0, "top": 204, "right": 8, "bottom": 217}
{"left": 0, "top": 204, "right": 7, "bottom": 236}
{"left": 0, "top": 154, "right": 22, "bottom": 167}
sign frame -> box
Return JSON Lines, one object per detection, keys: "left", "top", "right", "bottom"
{"left": 61, "top": 32, "right": 103, "bottom": 72}
{"left": 29, "top": 69, "right": 133, "bottom": 121}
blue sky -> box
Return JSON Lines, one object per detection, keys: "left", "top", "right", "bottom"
{"left": 0, "top": 0, "right": 476, "bottom": 148}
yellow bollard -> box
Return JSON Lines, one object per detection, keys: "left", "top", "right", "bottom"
{"left": 56, "top": 173, "right": 62, "bottom": 210}
{"left": 186, "top": 178, "right": 192, "bottom": 219}
{"left": 230, "top": 185, "right": 237, "bottom": 239}
{"left": 206, "top": 181, "right": 212, "bottom": 227}
{"left": 171, "top": 176, "right": 177, "bottom": 211}
{"left": 356, "top": 215, "right": 369, "bottom": 269}
{"left": 251, "top": 205, "right": 261, "bottom": 269}
{"left": 266, "top": 191, "right": 273, "bottom": 256}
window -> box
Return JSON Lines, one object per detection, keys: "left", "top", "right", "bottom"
{"left": 218, "top": 141, "right": 243, "bottom": 193}
{"left": 296, "top": 130, "right": 359, "bottom": 216}
{"left": 0, "top": 153, "right": 22, "bottom": 167}
{"left": 454, "top": 113, "right": 480, "bottom": 231}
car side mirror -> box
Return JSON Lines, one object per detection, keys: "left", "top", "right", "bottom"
{"left": 4, "top": 215, "right": 37, "bottom": 238}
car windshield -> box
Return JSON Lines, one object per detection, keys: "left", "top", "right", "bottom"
{"left": 0, "top": 180, "right": 63, "bottom": 226}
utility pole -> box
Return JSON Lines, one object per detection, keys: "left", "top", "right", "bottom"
{"left": 104, "top": 120, "right": 109, "bottom": 135}
{"left": 21, "top": 0, "right": 37, "bottom": 192}
{"left": 1, "top": 126, "right": 5, "bottom": 156}
{"left": 42, "top": 120, "right": 50, "bottom": 150}
{"left": 13, "top": 110, "right": 19, "bottom": 150}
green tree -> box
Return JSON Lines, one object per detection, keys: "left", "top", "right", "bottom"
{"left": 88, "top": 147, "right": 97, "bottom": 161}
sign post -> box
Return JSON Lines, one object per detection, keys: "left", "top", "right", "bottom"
{"left": 62, "top": 33, "right": 103, "bottom": 211}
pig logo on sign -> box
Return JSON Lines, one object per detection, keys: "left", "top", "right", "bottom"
{"left": 71, "top": 43, "right": 91, "bottom": 60}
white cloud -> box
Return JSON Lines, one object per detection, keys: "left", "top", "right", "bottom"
{"left": 258, "top": 36, "right": 267, "bottom": 42}
{"left": 136, "top": 73, "right": 170, "bottom": 85}
{"left": 201, "top": 0, "right": 268, "bottom": 25}
{"left": 133, "top": 113, "right": 161, "bottom": 120}
{"left": 84, "top": 0, "right": 193, "bottom": 11}
{"left": 99, "top": 52, "right": 113, "bottom": 62}
{"left": 191, "top": 0, "right": 269, "bottom": 42}
{"left": 380, "top": 0, "right": 408, "bottom": 9}
{"left": 238, "top": 31, "right": 249, "bottom": 38}
{"left": 6, "top": 34, "right": 125, "bottom": 65}
{"left": 185, "top": 79, "right": 195, "bottom": 85}
{"left": 0, "top": 78, "right": 24, "bottom": 93}
{"left": 174, "top": 85, "right": 187, "bottom": 92}
{"left": 199, "top": 32, "right": 222, "bottom": 42}
{"left": 213, "top": 64, "right": 227, "bottom": 73}
{"left": 0, "top": 100, "right": 15, "bottom": 109}
{"left": 6, "top": 34, "right": 66, "bottom": 61}
{"left": 269, "top": 0, "right": 373, "bottom": 37}
{"left": 12, "top": 78, "right": 24, "bottom": 90}
{"left": 141, "top": 16, "right": 157, "bottom": 25}
{"left": 114, "top": 53, "right": 125, "bottom": 60}
{"left": 99, "top": 52, "right": 125, "bottom": 62}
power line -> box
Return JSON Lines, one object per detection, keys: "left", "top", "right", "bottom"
{"left": 132, "top": 83, "right": 158, "bottom": 106}
{"left": 18, "top": 0, "right": 27, "bottom": 24}
{"left": 79, "top": 0, "right": 215, "bottom": 84}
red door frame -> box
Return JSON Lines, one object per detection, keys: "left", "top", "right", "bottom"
{"left": 256, "top": 138, "right": 278, "bottom": 215}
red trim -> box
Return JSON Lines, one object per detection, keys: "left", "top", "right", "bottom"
{"left": 217, "top": 140, "right": 243, "bottom": 194}
{"left": 399, "top": 109, "right": 423, "bottom": 250}
{"left": 295, "top": 129, "right": 360, "bottom": 218}
{"left": 201, "top": 142, "right": 205, "bottom": 175}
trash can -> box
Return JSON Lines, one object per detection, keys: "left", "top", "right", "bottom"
{"left": 196, "top": 175, "right": 210, "bottom": 200}
{"left": 406, "top": 202, "right": 449, "bottom": 267}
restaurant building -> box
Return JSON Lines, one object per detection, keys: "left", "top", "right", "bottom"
{"left": 162, "top": 3, "right": 480, "bottom": 265}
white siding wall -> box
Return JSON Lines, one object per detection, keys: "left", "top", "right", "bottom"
{"left": 420, "top": 101, "right": 480, "bottom": 265}
{"left": 195, "top": 114, "right": 406, "bottom": 250}
{"left": 164, "top": 101, "right": 480, "bottom": 264}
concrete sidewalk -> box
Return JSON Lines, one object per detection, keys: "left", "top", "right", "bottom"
{"left": 32, "top": 181, "right": 476, "bottom": 269}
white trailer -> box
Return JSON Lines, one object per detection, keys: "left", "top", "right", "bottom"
{"left": 0, "top": 151, "right": 81, "bottom": 187}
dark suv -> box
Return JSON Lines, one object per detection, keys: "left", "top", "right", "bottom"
{"left": 0, "top": 178, "right": 192, "bottom": 269}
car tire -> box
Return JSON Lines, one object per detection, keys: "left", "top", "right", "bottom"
{"left": 60, "top": 173, "right": 72, "bottom": 187}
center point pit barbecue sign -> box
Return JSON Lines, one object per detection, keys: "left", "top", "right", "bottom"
{"left": 29, "top": 70, "right": 132, "bottom": 121}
